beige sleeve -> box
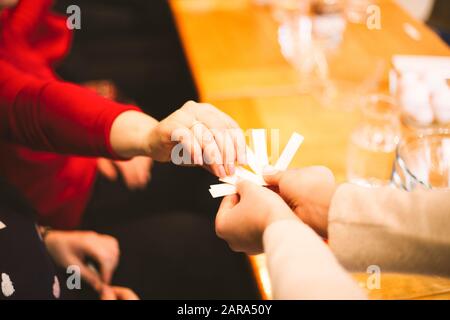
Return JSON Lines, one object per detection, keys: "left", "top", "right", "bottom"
{"left": 263, "top": 219, "right": 366, "bottom": 300}
{"left": 328, "top": 184, "right": 450, "bottom": 277}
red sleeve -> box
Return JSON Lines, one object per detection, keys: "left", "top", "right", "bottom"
{"left": 6, "top": 0, "right": 54, "bottom": 38}
{"left": 0, "top": 60, "right": 141, "bottom": 157}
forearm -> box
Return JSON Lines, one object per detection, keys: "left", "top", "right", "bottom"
{"left": 0, "top": 61, "right": 149, "bottom": 158}
{"left": 328, "top": 184, "right": 450, "bottom": 276}
{"left": 263, "top": 219, "right": 366, "bottom": 300}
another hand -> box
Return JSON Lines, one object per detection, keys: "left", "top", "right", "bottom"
{"left": 146, "top": 101, "right": 246, "bottom": 177}
{"left": 215, "top": 180, "right": 296, "bottom": 255}
{"left": 45, "top": 231, "right": 120, "bottom": 291}
{"left": 263, "top": 166, "right": 336, "bottom": 237}
{"left": 97, "top": 156, "right": 153, "bottom": 190}
{"left": 100, "top": 285, "right": 140, "bottom": 300}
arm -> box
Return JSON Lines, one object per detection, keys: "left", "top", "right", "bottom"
{"left": 0, "top": 60, "right": 144, "bottom": 157}
{"left": 263, "top": 167, "right": 450, "bottom": 277}
{"left": 328, "top": 184, "right": 450, "bottom": 277}
{"left": 0, "top": 61, "right": 245, "bottom": 176}
{"left": 215, "top": 180, "right": 366, "bottom": 300}
{"left": 264, "top": 219, "right": 366, "bottom": 299}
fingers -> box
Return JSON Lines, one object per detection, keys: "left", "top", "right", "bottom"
{"left": 262, "top": 165, "right": 283, "bottom": 186}
{"left": 97, "top": 158, "right": 118, "bottom": 181}
{"left": 116, "top": 157, "right": 151, "bottom": 190}
{"left": 211, "top": 129, "right": 236, "bottom": 176}
{"left": 133, "top": 157, "right": 151, "bottom": 184}
{"left": 218, "top": 194, "right": 239, "bottom": 212}
{"left": 82, "top": 235, "right": 120, "bottom": 285}
{"left": 116, "top": 161, "right": 141, "bottom": 189}
{"left": 111, "top": 286, "right": 140, "bottom": 300}
{"left": 101, "top": 286, "right": 139, "bottom": 300}
{"left": 184, "top": 126, "right": 203, "bottom": 166}
{"left": 100, "top": 285, "right": 116, "bottom": 300}
{"left": 224, "top": 130, "right": 237, "bottom": 175}
{"left": 183, "top": 101, "right": 245, "bottom": 176}
{"left": 191, "top": 122, "right": 225, "bottom": 177}
{"left": 229, "top": 128, "right": 247, "bottom": 166}
{"left": 215, "top": 194, "right": 239, "bottom": 239}
{"left": 235, "top": 179, "right": 260, "bottom": 195}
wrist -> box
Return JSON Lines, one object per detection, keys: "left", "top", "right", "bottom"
{"left": 43, "top": 229, "right": 61, "bottom": 245}
{"left": 38, "top": 225, "right": 53, "bottom": 243}
{"left": 110, "top": 111, "right": 158, "bottom": 158}
{"left": 265, "top": 205, "right": 297, "bottom": 231}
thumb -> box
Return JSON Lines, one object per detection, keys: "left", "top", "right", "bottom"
{"left": 235, "top": 179, "right": 260, "bottom": 195}
{"left": 218, "top": 194, "right": 239, "bottom": 212}
{"left": 262, "top": 165, "right": 283, "bottom": 186}
{"left": 100, "top": 285, "right": 117, "bottom": 300}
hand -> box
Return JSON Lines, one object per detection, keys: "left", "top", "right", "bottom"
{"left": 146, "top": 101, "right": 246, "bottom": 177}
{"left": 97, "top": 156, "right": 153, "bottom": 190}
{"left": 45, "top": 231, "right": 120, "bottom": 291}
{"left": 110, "top": 101, "right": 246, "bottom": 177}
{"left": 263, "top": 166, "right": 336, "bottom": 237}
{"left": 100, "top": 285, "right": 140, "bottom": 300}
{"left": 215, "top": 180, "right": 296, "bottom": 255}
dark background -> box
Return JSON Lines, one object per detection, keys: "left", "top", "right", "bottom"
{"left": 55, "top": 0, "right": 198, "bottom": 120}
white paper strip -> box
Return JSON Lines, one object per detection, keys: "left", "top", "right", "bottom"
{"left": 210, "top": 131, "right": 305, "bottom": 198}
{"left": 274, "top": 133, "right": 304, "bottom": 171}
{"left": 245, "top": 146, "right": 261, "bottom": 175}
{"left": 209, "top": 183, "right": 237, "bottom": 198}
{"left": 220, "top": 166, "right": 267, "bottom": 186}
{"left": 252, "top": 129, "right": 269, "bottom": 170}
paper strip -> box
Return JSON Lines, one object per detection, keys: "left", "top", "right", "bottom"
{"left": 209, "top": 183, "right": 237, "bottom": 198}
{"left": 246, "top": 146, "right": 261, "bottom": 175}
{"left": 274, "top": 133, "right": 304, "bottom": 171}
{"left": 220, "top": 166, "right": 267, "bottom": 186}
{"left": 252, "top": 129, "right": 269, "bottom": 170}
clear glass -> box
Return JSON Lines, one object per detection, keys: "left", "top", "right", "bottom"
{"left": 345, "top": 0, "right": 374, "bottom": 24}
{"left": 392, "top": 129, "right": 450, "bottom": 191}
{"left": 347, "top": 95, "right": 400, "bottom": 186}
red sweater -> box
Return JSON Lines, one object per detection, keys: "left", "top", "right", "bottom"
{"left": 0, "top": 0, "right": 140, "bottom": 228}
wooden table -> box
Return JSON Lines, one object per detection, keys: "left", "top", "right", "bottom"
{"left": 169, "top": 0, "right": 450, "bottom": 299}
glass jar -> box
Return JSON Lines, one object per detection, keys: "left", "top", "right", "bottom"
{"left": 347, "top": 94, "right": 401, "bottom": 186}
{"left": 392, "top": 128, "right": 450, "bottom": 191}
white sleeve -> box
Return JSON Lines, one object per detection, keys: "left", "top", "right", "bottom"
{"left": 328, "top": 184, "right": 450, "bottom": 277}
{"left": 263, "top": 219, "right": 366, "bottom": 300}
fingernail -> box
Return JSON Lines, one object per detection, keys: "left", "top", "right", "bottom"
{"left": 218, "top": 165, "right": 227, "bottom": 178}
{"left": 263, "top": 165, "right": 277, "bottom": 176}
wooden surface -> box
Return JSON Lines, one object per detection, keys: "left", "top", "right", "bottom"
{"left": 170, "top": 0, "right": 450, "bottom": 300}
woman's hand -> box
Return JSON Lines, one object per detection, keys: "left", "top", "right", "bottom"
{"left": 45, "top": 231, "right": 120, "bottom": 291}
{"left": 215, "top": 180, "right": 296, "bottom": 255}
{"left": 263, "top": 166, "right": 336, "bottom": 237}
{"left": 97, "top": 156, "right": 153, "bottom": 190}
{"left": 146, "top": 101, "right": 246, "bottom": 177}
{"left": 110, "top": 101, "right": 246, "bottom": 178}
